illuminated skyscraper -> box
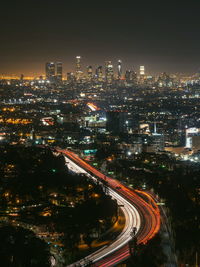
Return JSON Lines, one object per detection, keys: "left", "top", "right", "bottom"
{"left": 117, "top": 60, "right": 122, "bottom": 79}
{"left": 132, "top": 70, "right": 137, "bottom": 84}
{"left": 140, "top": 66, "right": 145, "bottom": 76}
{"left": 76, "top": 56, "right": 82, "bottom": 80}
{"left": 76, "top": 56, "right": 81, "bottom": 70}
{"left": 105, "top": 61, "right": 114, "bottom": 84}
{"left": 96, "top": 66, "right": 103, "bottom": 82}
{"left": 46, "top": 62, "right": 56, "bottom": 82}
{"left": 87, "top": 66, "right": 93, "bottom": 81}
{"left": 56, "top": 62, "right": 63, "bottom": 82}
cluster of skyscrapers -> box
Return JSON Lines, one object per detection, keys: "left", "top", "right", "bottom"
{"left": 45, "top": 56, "right": 146, "bottom": 84}
{"left": 45, "top": 62, "right": 63, "bottom": 83}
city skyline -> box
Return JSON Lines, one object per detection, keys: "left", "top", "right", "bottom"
{"left": 1, "top": 57, "right": 200, "bottom": 78}
{"left": 1, "top": 1, "right": 200, "bottom": 75}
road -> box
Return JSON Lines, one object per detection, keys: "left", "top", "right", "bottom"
{"left": 57, "top": 149, "right": 161, "bottom": 267}
{"left": 143, "top": 191, "right": 178, "bottom": 267}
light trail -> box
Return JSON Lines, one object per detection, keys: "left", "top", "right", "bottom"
{"left": 57, "top": 149, "right": 160, "bottom": 267}
{"left": 64, "top": 154, "right": 141, "bottom": 266}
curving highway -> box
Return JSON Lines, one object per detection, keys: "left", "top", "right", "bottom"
{"left": 57, "top": 149, "right": 161, "bottom": 267}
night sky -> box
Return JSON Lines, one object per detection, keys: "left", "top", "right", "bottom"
{"left": 1, "top": 1, "right": 200, "bottom": 76}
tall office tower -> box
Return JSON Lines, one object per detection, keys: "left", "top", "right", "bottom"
{"left": 117, "top": 60, "right": 122, "bottom": 79}
{"left": 46, "top": 62, "right": 56, "bottom": 82}
{"left": 140, "top": 66, "right": 145, "bottom": 76}
{"left": 105, "top": 61, "right": 114, "bottom": 84}
{"left": 87, "top": 66, "right": 93, "bottom": 81}
{"left": 76, "top": 56, "right": 82, "bottom": 80}
{"left": 132, "top": 70, "right": 137, "bottom": 84}
{"left": 96, "top": 66, "right": 103, "bottom": 82}
{"left": 56, "top": 62, "right": 63, "bottom": 82}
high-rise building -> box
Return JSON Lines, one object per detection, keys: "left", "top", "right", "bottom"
{"left": 132, "top": 70, "right": 137, "bottom": 84}
{"left": 76, "top": 56, "right": 81, "bottom": 71}
{"left": 76, "top": 56, "right": 82, "bottom": 80}
{"left": 140, "top": 66, "right": 145, "bottom": 76}
{"left": 96, "top": 66, "right": 103, "bottom": 82}
{"left": 185, "top": 128, "right": 200, "bottom": 148}
{"left": 56, "top": 62, "right": 63, "bottom": 82}
{"left": 117, "top": 60, "right": 122, "bottom": 79}
{"left": 139, "top": 66, "right": 145, "bottom": 84}
{"left": 87, "top": 66, "right": 93, "bottom": 81}
{"left": 105, "top": 61, "right": 114, "bottom": 84}
{"left": 46, "top": 62, "right": 56, "bottom": 82}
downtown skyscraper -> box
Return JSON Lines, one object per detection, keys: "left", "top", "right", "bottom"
{"left": 46, "top": 62, "right": 55, "bottom": 81}
{"left": 105, "top": 61, "right": 114, "bottom": 84}
{"left": 45, "top": 62, "right": 62, "bottom": 82}
{"left": 76, "top": 56, "right": 82, "bottom": 80}
{"left": 56, "top": 62, "right": 63, "bottom": 82}
{"left": 117, "top": 60, "right": 122, "bottom": 79}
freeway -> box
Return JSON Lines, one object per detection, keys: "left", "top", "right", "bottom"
{"left": 57, "top": 149, "right": 161, "bottom": 267}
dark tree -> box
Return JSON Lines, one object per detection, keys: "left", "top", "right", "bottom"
{"left": 0, "top": 225, "right": 51, "bottom": 267}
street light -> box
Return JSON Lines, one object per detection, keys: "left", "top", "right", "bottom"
{"left": 127, "top": 151, "right": 132, "bottom": 156}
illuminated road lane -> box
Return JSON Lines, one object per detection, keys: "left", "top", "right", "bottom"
{"left": 64, "top": 154, "right": 141, "bottom": 267}
{"left": 57, "top": 149, "right": 160, "bottom": 267}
